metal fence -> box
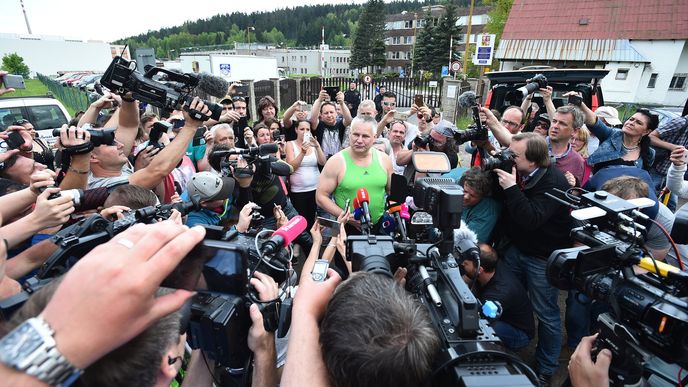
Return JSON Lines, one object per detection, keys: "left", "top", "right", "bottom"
{"left": 293, "top": 77, "right": 443, "bottom": 108}
{"left": 36, "top": 74, "right": 91, "bottom": 113}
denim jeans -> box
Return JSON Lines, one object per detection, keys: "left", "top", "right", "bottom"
{"left": 502, "top": 246, "right": 562, "bottom": 375}
{"left": 565, "top": 290, "right": 609, "bottom": 349}
{"left": 493, "top": 320, "right": 531, "bottom": 351}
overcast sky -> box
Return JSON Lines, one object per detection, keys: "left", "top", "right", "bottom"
{"left": 0, "top": 0, "right": 371, "bottom": 42}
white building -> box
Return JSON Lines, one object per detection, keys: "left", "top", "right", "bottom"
{"left": 235, "top": 43, "right": 352, "bottom": 77}
{"left": 0, "top": 33, "right": 114, "bottom": 77}
{"left": 494, "top": 0, "right": 688, "bottom": 107}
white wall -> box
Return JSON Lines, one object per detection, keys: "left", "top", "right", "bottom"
{"left": 604, "top": 40, "right": 686, "bottom": 107}
{"left": 0, "top": 34, "right": 112, "bottom": 76}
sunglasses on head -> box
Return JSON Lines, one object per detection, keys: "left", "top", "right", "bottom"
{"left": 12, "top": 119, "right": 30, "bottom": 125}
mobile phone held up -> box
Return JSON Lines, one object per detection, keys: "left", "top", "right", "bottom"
{"left": 2, "top": 74, "right": 26, "bottom": 90}
{"left": 324, "top": 86, "right": 340, "bottom": 101}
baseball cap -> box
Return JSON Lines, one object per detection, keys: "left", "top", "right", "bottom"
{"left": 186, "top": 172, "right": 235, "bottom": 202}
{"left": 432, "top": 120, "right": 457, "bottom": 138}
{"left": 219, "top": 94, "right": 233, "bottom": 104}
{"left": 595, "top": 106, "right": 622, "bottom": 126}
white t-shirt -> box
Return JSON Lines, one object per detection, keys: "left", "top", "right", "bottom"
{"left": 288, "top": 141, "right": 320, "bottom": 192}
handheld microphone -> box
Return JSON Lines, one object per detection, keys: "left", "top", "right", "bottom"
{"left": 260, "top": 215, "right": 307, "bottom": 258}
{"left": 356, "top": 188, "right": 372, "bottom": 224}
{"left": 197, "top": 73, "right": 231, "bottom": 99}
{"left": 381, "top": 213, "right": 396, "bottom": 235}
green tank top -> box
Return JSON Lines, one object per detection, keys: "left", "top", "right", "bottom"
{"left": 334, "top": 149, "right": 387, "bottom": 223}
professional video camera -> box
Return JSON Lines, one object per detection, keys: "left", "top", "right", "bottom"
{"left": 100, "top": 55, "right": 225, "bottom": 121}
{"left": 178, "top": 216, "right": 307, "bottom": 373}
{"left": 481, "top": 149, "right": 515, "bottom": 173}
{"left": 546, "top": 188, "right": 688, "bottom": 386}
{"left": 208, "top": 143, "right": 290, "bottom": 178}
{"left": 346, "top": 152, "right": 537, "bottom": 386}
{"left": 0, "top": 197, "right": 203, "bottom": 319}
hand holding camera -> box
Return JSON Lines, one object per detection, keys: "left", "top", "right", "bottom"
{"left": 29, "top": 170, "right": 57, "bottom": 195}
{"left": 57, "top": 125, "right": 91, "bottom": 150}
{"left": 183, "top": 97, "right": 211, "bottom": 127}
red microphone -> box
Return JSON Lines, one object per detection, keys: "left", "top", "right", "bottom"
{"left": 261, "top": 215, "right": 307, "bottom": 256}
{"left": 356, "top": 188, "right": 372, "bottom": 224}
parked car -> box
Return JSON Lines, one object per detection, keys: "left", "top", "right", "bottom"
{"left": 650, "top": 108, "right": 681, "bottom": 129}
{"left": 76, "top": 74, "right": 102, "bottom": 89}
{"left": 484, "top": 68, "right": 610, "bottom": 114}
{"left": 0, "top": 97, "right": 71, "bottom": 146}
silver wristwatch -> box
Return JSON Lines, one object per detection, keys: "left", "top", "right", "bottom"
{"left": 0, "top": 317, "right": 83, "bottom": 386}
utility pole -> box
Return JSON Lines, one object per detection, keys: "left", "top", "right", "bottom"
{"left": 463, "top": 0, "right": 475, "bottom": 75}
{"left": 20, "top": 0, "right": 32, "bottom": 34}
{"left": 411, "top": 12, "right": 418, "bottom": 77}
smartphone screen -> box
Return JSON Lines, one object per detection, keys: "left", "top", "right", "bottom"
{"left": 311, "top": 259, "right": 330, "bottom": 282}
{"left": 324, "top": 86, "right": 340, "bottom": 101}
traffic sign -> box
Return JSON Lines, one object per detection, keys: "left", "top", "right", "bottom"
{"left": 363, "top": 75, "right": 372, "bottom": 84}
{"left": 451, "top": 61, "right": 461, "bottom": 72}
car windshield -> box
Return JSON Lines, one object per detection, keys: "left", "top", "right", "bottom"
{"left": 28, "top": 105, "right": 68, "bottom": 130}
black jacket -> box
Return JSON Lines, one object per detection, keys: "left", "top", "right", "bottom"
{"left": 499, "top": 166, "right": 573, "bottom": 258}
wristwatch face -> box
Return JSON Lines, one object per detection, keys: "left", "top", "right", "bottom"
{"left": 2, "top": 323, "right": 43, "bottom": 360}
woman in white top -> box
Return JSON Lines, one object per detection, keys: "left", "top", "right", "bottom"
{"left": 286, "top": 119, "right": 326, "bottom": 228}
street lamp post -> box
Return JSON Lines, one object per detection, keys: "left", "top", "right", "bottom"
{"left": 246, "top": 26, "right": 255, "bottom": 55}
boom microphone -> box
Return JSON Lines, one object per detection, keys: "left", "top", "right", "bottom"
{"left": 458, "top": 91, "right": 478, "bottom": 108}
{"left": 260, "top": 215, "right": 308, "bottom": 257}
{"left": 197, "top": 73, "right": 231, "bottom": 99}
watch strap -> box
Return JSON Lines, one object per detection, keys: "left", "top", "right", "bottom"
{"left": 6, "top": 317, "right": 83, "bottom": 386}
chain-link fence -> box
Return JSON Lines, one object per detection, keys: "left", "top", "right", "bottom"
{"left": 36, "top": 74, "right": 91, "bottom": 114}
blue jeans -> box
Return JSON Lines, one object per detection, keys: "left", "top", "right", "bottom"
{"left": 493, "top": 320, "right": 531, "bottom": 351}
{"left": 502, "top": 246, "right": 562, "bottom": 375}
{"left": 565, "top": 290, "right": 609, "bottom": 349}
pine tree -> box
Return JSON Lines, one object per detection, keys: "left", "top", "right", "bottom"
{"left": 413, "top": 9, "right": 435, "bottom": 73}
{"left": 350, "top": 0, "right": 386, "bottom": 72}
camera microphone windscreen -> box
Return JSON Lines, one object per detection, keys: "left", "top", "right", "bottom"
{"left": 458, "top": 91, "right": 478, "bottom": 108}
{"left": 453, "top": 221, "right": 478, "bottom": 245}
{"left": 197, "top": 73, "right": 231, "bottom": 99}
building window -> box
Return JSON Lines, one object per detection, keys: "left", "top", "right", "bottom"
{"left": 647, "top": 73, "right": 658, "bottom": 88}
{"left": 669, "top": 74, "right": 687, "bottom": 90}
{"left": 615, "top": 69, "right": 629, "bottom": 81}
{"left": 404, "top": 36, "right": 413, "bottom": 44}
{"left": 404, "top": 20, "right": 413, "bottom": 29}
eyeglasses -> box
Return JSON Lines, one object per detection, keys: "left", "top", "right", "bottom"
{"left": 383, "top": 102, "right": 396, "bottom": 107}
{"left": 232, "top": 96, "right": 246, "bottom": 102}
{"left": 12, "top": 119, "right": 30, "bottom": 125}
{"left": 501, "top": 119, "right": 520, "bottom": 128}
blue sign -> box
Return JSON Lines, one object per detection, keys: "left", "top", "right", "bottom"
{"left": 441, "top": 66, "right": 449, "bottom": 77}
{"left": 476, "top": 47, "right": 492, "bottom": 60}
{"left": 219, "top": 63, "right": 231, "bottom": 76}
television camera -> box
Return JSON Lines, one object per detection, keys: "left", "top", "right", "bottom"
{"left": 546, "top": 188, "right": 688, "bottom": 386}
{"left": 100, "top": 55, "right": 225, "bottom": 121}
{"left": 208, "top": 143, "right": 290, "bottom": 179}
{"left": 346, "top": 152, "right": 537, "bottom": 386}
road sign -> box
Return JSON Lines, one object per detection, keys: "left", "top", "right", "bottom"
{"left": 363, "top": 75, "right": 372, "bottom": 84}
{"left": 473, "top": 34, "right": 496, "bottom": 66}
{"left": 441, "top": 66, "right": 449, "bottom": 77}
{"left": 451, "top": 61, "right": 461, "bottom": 72}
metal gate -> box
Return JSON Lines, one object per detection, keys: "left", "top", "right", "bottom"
{"left": 280, "top": 79, "right": 298, "bottom": 107}
{"left": 253, "top": 80, "right": 276, "bottom": 112}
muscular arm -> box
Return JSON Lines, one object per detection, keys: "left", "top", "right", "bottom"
{"left": 129, "top": 124, "right": 194, "bottom": 190}
{"left": 480, "top": 107, "right": 513, "bottom": 147}
{"left": 116, "top": 99, "right": 139, "bottom": 157}
{"left": 5, "top": 240, "right": 58, "bottom": 279}
{"left": 316, "top": 155, "right": 345, "bottom": 218}
{"left": 396, "top": 147, "right": 414, "bottom": 166}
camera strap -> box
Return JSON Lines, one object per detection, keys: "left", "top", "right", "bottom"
{"left": 62, "top": 142, "right": 95, "bottom": 156}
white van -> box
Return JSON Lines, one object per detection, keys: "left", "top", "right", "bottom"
{"left": 0, "top": 96, "right": 71, "bottom": 146}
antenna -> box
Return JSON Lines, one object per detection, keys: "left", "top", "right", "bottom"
{"left": 20, "top": 0, "right": 33, "bottom": 34}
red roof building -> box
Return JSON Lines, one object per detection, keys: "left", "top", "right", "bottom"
{"left": 495, "top": 0, "right": 688, "bottom": 106}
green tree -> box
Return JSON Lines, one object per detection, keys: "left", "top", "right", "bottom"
{"left": 350, "top": 0, "right": 386, "bottom": 72}
{"left": 413, "top": 10, "right": 435, "bottom": 74}
{"left": 262, "top": 27, "right": 287, "bottom": 45}
{"left": 483, "top": 0, "right": 513, "bottom": 42}
{"left": 428, "top": 1, "right": 462, "bottom": 75}
{"left": 1, "top": 53, "right": 30, "bottom": 78}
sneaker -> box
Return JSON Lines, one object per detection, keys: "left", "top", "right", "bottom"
{"left": 537, "top": 373, "right": 552, "bottom": 387}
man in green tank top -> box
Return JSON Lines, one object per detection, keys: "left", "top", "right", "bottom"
{"left": 316, "top": 116, "right": 393, "bottom": 233}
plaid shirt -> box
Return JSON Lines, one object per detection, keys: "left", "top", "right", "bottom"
{"left": 654, "top": 115, "right": 688, "bottom": 175}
